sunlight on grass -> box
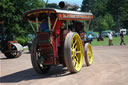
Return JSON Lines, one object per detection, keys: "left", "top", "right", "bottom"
{"left": 92, "top": 35, "right": 128, "bottom": 46}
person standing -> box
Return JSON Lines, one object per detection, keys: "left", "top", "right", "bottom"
{"left": 87, "top": 33, "right": 93, "bottom": 44}
{"left": 120, "top": 31, "right": 126, "bottom": 45}
{"left": 108, "top": 32, "right": 113, "bottom": 46}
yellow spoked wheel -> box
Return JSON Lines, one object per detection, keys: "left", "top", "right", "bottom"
{"left": 64, "top": 32, "right": 83, "bottom": 73}
{"left": 84, "top": 43, "right": 93, "bottom": 66}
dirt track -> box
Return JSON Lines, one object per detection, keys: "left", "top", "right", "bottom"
{"left": 0, "top": 46, "right": 128, "bottom": 85}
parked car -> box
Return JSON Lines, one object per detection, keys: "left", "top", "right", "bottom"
{"left": 113, "top": 32, "right": 120, "bottom": 37}
{"left": 101, "top": 32, "right": 108, "bottom": 37}
{"left": 86, "top": 32, "right": 99, "bottom": 39}
{"left": 120, "top": 29, "right": 126, "bottom": 35}
{"left": 97, "top": 34, "right": 104, "bottom": 41}
{"left": 101, "top": 30, "right": 113, "bottom": 37}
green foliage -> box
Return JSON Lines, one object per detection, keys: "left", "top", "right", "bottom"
{"left": 0, "top": 0, "right": 45, "bottom": 37}
{"left": 81, "top": 0, "right": 109, "bottom": 16}
{"left": 94, "top": 14, "right": 115, "bottom": 32}
{"left": 104, "top": 14, "right": 115, "bottom": 29}
{"left": 46, "top": 3, "right": 58, "bottom": 8}
{"left": 81, "top": 0, "right": 128, "bottom": 32}
{"left": 16, "top": 36, "right": 28, "bottom": 46}
{"left": 107, "top": 0, "right": 128, "bottom": 29}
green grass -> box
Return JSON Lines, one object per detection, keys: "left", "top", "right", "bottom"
{"left": 23, "top": 47, "right": 28, "bottom": 50}
{"left": 92, "top": 35, "right": 128, "bottom": 46}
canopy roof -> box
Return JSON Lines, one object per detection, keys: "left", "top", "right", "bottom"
{"left": 23, "top": 8, "right": 93, "bottom": 22}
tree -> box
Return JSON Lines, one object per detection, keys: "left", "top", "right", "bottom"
{"left": 81, "top": 0, "right": 115, "bottom": 32}
{"left": 81, "top": 0, "right": 109, "bottom": 16}
{"left": 118, "top": 0, "right": 128, "bottom": 29}
{"left": 46, "top": 3, "right": 59, "bottom": 8}
{"left": 0, "top": 0, "right": 45, "bottom": 37}
{"left": 81, "top": 0, "right": 89, "bottom": 12}
{"left": 104, "top": 14, "right": 115, "bottom": 30}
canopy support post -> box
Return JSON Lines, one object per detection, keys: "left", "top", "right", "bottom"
{"left": 48, "top": 16, "right": 53, "bottom": 44}
{"left": 36, "top": 18, "right": 39, "bottom": 32}
{"left": 87, "top": 19, "right": 91, "bottom": 32}
{"left": 28, "top": 20, "right": 36, "bottom": 33}
{"left": 52, "top": 18, "right": 58, "bottom": 32}
{"left": 48, "top": 16, "right": 51, "bottom": 31}
{"left": 66, "top": 20, "right": 69, "bottom": 30}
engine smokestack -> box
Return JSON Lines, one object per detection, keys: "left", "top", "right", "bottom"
{"left": 59, "top": 1, "right": 79, "bottom": 10}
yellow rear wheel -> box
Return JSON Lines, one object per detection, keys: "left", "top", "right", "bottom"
{"left": 84, "top": 43, "right": 93, "bottom": 66}
{"left": 64, "top": 32, "right": 83, "bottom": 73}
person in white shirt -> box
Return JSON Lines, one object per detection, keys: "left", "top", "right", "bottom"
{"left": 108, "top": 32, "right": 113, "bottom": 46}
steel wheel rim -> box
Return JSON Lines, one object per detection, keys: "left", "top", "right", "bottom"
{"left": 71, "top": 34, "right": 83, "bottom": 71}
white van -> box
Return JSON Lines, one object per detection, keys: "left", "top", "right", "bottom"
{"left": 120, "top": 29, "right": 126, "bottom": 34}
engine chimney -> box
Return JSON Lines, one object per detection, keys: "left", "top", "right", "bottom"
{"left": 59, "top": 1, "right": 79, "bottom": 10}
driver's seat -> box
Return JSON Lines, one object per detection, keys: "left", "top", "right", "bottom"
{"left": 37, "top": 32, "right": 54, "bottom": 64}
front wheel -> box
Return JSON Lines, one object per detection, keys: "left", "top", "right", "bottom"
{"left": 4, "top": 51, "right": 22, "bottom": 58}
{"left": 64, "top": 32, "right": 83, "bottom": 73}
{"left": 31, "top": 37, "right": 51, "bottom": 74}
{"left": 84, "top": 43, "right": 93, "bottom": 66}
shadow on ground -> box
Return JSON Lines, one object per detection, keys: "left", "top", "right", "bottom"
{"left": 0, "top": 66, "right": 71, "bottom": 83}
{"left": 23, "top": 51, "right": 30, "bottom": 54}
{"left": 0, "top": 57, "right": 17, "bottom": 60}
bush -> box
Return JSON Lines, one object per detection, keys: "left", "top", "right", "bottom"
{"left": 16, "top": 37, "right": 28, "bottom": 46}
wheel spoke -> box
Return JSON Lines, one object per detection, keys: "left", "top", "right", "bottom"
{"left": 87, "top": 51, "right": 90, "bottom": 56}
{"left": 72, "top": 53, "right": 75, "bottom": 59}
{"left": 89, "top": 55, "right": 92, "bottom": 59}
{"left": 72, "top": 40, "right": 77, "bottom": 48}
{"left": 74, "top": 61, "right": 77, "bottom": 67}
{"left": 75, "top": 45, "right": 77, "bottom": 50}
{"left": 87, "top": 53, "right": 90, "bottom": 58}
{"left": 72, "top": 55, "right": 78, "bottom": 63}
{"left": 76, "top": 51, "right": 81, "bottom": 54}
{"left": 72, "top": 56, "right": 77, "bottom": 66}
{"left": 37, "top": 56, "right": 42, "bottom": 64}
{"left": 74, "top": 39, "right": 77, "bottom": 45}
{"left": 12, "top": 52, "right": 17, "bottom": 56}
{"left": 75, "top": 61, "right": 79, "bottom": 68}
{"left": 75, "top": 56, "right": 78, "bottom": 62}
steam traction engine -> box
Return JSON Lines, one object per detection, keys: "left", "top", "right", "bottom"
{"left": 23, "top": 1, "right": 93, "bottom": 74}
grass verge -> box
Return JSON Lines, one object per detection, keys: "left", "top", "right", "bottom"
{"left": 92, "top": 35, "right": 128, "bottom": 46}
